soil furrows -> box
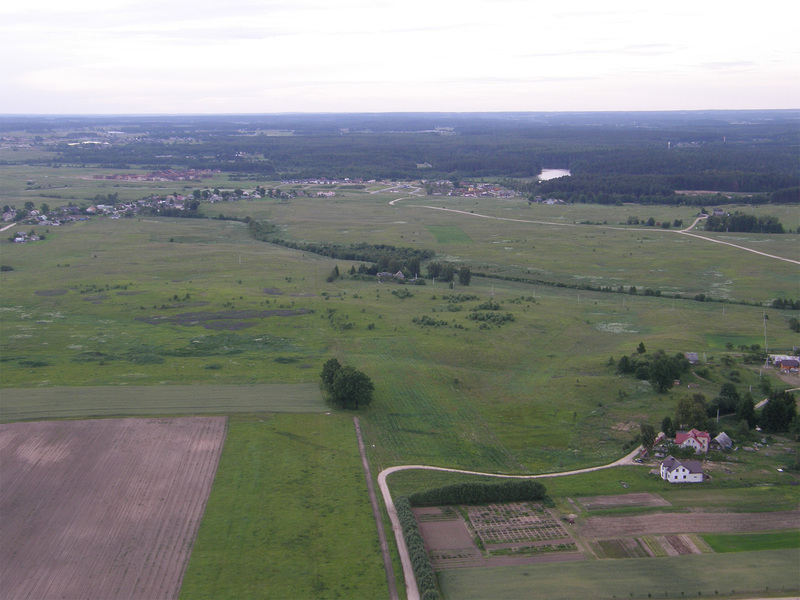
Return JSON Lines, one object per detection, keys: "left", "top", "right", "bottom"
{"left": 0, "top": 417, "right": 227, "bottom": 600}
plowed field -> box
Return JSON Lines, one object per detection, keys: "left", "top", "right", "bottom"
{"left": 578, "top": 510, "right": 800, "bottom": 539}
{"left": 0, "top": 417, "right": 227, "bottom": 600}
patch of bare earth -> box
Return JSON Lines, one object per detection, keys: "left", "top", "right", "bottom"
{"left": 0, "top": 417, "right": 227, "bottom": 600}
{"left": 577, "top": 492, "right": 671, "bottom": 511}
{"left": 578, "top": 510, "right": 800, "bottom": 539}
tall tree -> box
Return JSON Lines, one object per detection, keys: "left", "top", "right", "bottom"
{"left": 760, "top": 390, "right": 798, "bottom": 433}
{"left": 330, "top": 366, "right": 375, "bottom": 410}
{"left": 640, "top": 423, "right": 657, "bottom": 449}
{"left": 320, "top": 357, "right": 341, "bottom": 392}
{"left": 458, "top": 267, "right": 471, "bottom": 286}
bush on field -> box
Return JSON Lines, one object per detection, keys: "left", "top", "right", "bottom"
{"left": 408, "top": 479, "right": 547, "bottom": 507}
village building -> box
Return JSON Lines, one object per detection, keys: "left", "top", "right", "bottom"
{"left": 771, "top": 355, "right": 800, "bottom": 373}
{"left": 674, "top": 429, "right": 711, "bottom": 454}
{"left": 660, "top": 456, "right": 704, "bottom": 483}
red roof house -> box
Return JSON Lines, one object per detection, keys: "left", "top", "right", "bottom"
{"left": 675, "top": 429, "right": 711, "bottom": 454}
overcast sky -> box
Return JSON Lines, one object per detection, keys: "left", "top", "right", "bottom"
{"left": 1, "top": 0, "right": 798, "bottom": 114}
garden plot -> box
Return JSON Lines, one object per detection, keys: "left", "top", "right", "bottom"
{"left": 415, "top": 502, "right": 581, "bottom": 571}
{"left": 589, "top": 534, "right": 710, "bottom": 559}
{"left": 578, "top": 510, "right": 800, "bottom": 539}
{"left": 0, "top": 417, "right": 226, "bottom": 600}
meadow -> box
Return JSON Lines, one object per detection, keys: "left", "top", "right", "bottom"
{"left": 2, "top": 165, "right": 799, "bottom": 599}
{"left": 178, "top": 413, "right": 390, "bottom": 600}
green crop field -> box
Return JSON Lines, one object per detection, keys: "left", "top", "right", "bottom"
{"left": 701, "top": 531, "right": 800, "bottom": 553}
{"left": 178, "top": 413, "right": 389, "bottom": 599}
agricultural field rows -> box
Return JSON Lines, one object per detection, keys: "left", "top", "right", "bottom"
{"left": 0, "top": 417, "right": 227, "bottom": 600}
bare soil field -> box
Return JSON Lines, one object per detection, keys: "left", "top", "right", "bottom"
{"left": 0, "top": 417, "right": 227, "bottom": 600}
{"left": 578, "top": 509, "right": 800, "bottom": 539}
{"left": 577, "top": 492, "right": 671, "bottom": 511}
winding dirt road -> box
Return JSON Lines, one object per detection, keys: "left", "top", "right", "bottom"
{"left": 377, "top": 446, "right": 644, "bottom": 600}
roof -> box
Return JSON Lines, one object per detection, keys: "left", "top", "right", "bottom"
{"left": 675, "top": 429, "right": 710, "bottom": 445}
{"left": 662, "top": 455, "right": 703, "bottom": 474}
{"left": 713, "top": 432, "right": 733, "bottom": 448}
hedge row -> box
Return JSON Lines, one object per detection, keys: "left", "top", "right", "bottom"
{"left": 395, "top": 496, "right": 439, "bottom": 600}
{"left": 408, "top": 479, "right": 547, "bottom": 507}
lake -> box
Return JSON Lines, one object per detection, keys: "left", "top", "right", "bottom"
{"left": 538, "top": 168, "right": 571, "bottom": 180}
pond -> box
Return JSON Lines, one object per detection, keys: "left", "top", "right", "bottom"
{"left": 538, "top": 168, "right": 571, "bottom": 181}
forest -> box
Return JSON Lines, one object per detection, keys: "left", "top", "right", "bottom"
{"left": 3, "top": 111, "right": 798, "bottom": 206}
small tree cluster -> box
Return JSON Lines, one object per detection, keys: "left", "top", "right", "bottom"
{"left": 320, "top": 358, "right": 374, "bottom": 409}
{"left": 395, "top": 496, "right": 439, "bottom": 600}
{"left": 761, "top": 390, "right": 798, "bottom": 434}
{"left": 408, "top": 479, "right": 547, "bottom": 507}
{"left": 614, "top": 348, "right": 689, "bottom": 393}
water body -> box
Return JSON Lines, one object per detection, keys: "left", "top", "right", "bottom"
{"left": 538, "top": 168, "right": 571, "bottom": 180}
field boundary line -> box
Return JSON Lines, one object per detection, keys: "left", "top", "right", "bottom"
{"left": 377, "top": 446, "right": 644, "bottom": 600}
{"left": 353, "top": 417, "right": 399, "bottom": 600}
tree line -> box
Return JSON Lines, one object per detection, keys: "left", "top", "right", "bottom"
{"left": 704, "top": 212, "right": 786, "bottom": 233}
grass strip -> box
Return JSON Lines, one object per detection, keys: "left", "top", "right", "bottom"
{"left": 701, "top": 530, "right": 800, "bottom": 553}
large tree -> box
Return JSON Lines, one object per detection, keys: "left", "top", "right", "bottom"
{"left": 330, "top": 366, "right": 375, "bottom": 410}
{"left": 760, "top": 390, "right": 798, "bottom": 433}
{"left": 640, "top": 423, "right": 657, "bottom": 449}
{"left": 320, "top": 357, "right": 341, "bottom": 392}
{"left": 676, "top": 394, "right": 708, "bottom": 430}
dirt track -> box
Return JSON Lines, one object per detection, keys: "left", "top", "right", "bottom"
{"left": 578, "top": 510, "right": 800, "bottom": 539}
{"left": 0, "top": 417, "right": 227, "bottom": 600}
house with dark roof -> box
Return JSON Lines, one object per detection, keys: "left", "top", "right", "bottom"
{"left": 660, "top": 456, "right": 704, "bottom": 483}
{"left": 710, "top": 432, "right": 733, "bottom": 451}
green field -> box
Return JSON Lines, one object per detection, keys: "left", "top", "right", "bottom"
{"left": 702, "top": 531, "right": 800, "bottom": 553}
{"left": 178, "top": 413, "right": 389, "bottom": 599}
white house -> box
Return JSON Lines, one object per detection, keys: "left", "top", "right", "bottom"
{"left": 660, "top": 456, "right": 704, "bottom": 483}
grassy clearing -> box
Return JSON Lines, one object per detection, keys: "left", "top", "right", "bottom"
{"left": 426, "top": 224, "right": 473, "bottom": 244}
{"left": 0, "top": 384, "right": 326, "bottom": 422}
{"left": 179, "top": 413, "right": 388, "bottom": 600}
{"left": 701, "top": 530, "right": 800, "bottom": 553}
{"left": 437, "top": 549, "right": 800, "bottom": 600}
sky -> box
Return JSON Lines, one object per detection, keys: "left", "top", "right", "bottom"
{"left": 1, "top": 0, "right": 798, "bottom": 114}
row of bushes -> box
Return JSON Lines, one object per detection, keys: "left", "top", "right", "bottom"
{"left": 408, "top": 479, "right": 547, "bottom": 507}
{"left": 395, "top": 496, "right": 439, "bottom": 600}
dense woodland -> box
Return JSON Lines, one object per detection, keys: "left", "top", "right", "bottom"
{"left": 3, "top": 111, "right": 798, "bottom": 206}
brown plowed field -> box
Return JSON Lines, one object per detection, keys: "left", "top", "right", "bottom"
{"left": 578, "top": 509, "right": 800, "bottom": 539}
{"left": 0, "top": 417, "right": 227, "bottom": 600}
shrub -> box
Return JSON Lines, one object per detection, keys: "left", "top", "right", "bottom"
{"left": 408, "top": 479, "right": 546, "bottom": 506}
{"left": 395, "top": 497, "right": 439, "bottom": 599}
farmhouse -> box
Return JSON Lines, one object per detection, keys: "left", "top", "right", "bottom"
{"left": 684, "top": 352, "right": 699, "bottom": 364}
{"left": 674, "top": 429, "right": 711, "bottom": 454}
{"left": 660, "top": 456, "right": 704, "bottom": 483}
{"left": 377, "top": 271, "right": 405, "bottom": 282}
{"left": 772, "top": 355, "right": 800, "bottom": 373}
